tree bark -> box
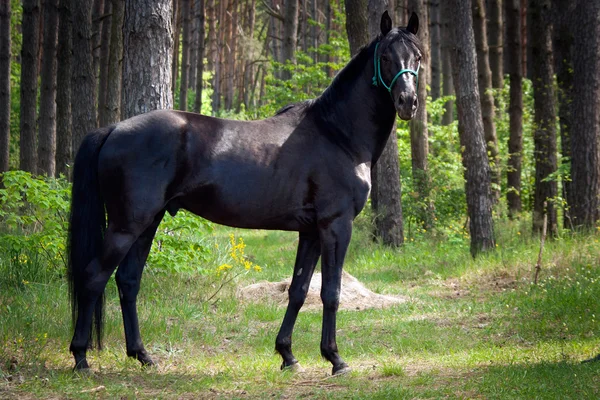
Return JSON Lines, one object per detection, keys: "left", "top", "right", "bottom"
{"left": 441, "top": 2, "right": 454, "bottom": 125}
{"left": 71, "top": 0, "right": 97, "bottom": 153}
{"left": 282, "top": 0, "right": 299, "bottom": 80}
{"left": 530, "top": 0, "right": 558, "bottom": 237}
{"left": 487, "top": 0, "right": 504, "bottom": 88}
{"left": 505, "top": 0, "right": 523, "bottom": 217}
{"left": 105, "top": 0, "right": 124, "bottom": 124}
{"left": 445, "top": 0, "right": 495, "bottom": 257}
{"left": 97, "top": 0, "right": 112, "bottom": 127}
{"left": 429, "top": 0, "right": 441, "bottom": 101}
{"left": 345, "top": 0, "right": 369, "bottom": 56}
{"left": 122, "top": 0, "right": 173, "bottom": 119}
{"left": 0, "top": 0, "right": 10, "bottom": 173}
{"left": 55, "top": 0, "right": 72, "bottom": 177}
{"left": 472, "top": 0, "right": 500, "bottom": 203}
{"left": 19, "top": 0, "right": 41, "bottom": 173}
{"left": 570, "top": 1, "right": 600, "bottom": 229}
{"left": 91, "top": 0, "right": 105, "bottom": 88}
{"left": 38, "top": 0, "right": 60, "bottom": 176}
{"left": 368, "top": 0, "right": 404, "bottom": 246}
{"left": 193, "top": 0, "right": 206, "bottom": 113}
{"left": 172, "top": 0, "right": 181, "bottom": 99}
{"left": 180, "top": 0, "right": 191, "bottom": 111}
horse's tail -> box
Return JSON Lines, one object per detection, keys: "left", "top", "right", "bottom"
{"left": 68, "top": 126, "right": 113, "bottom": 350}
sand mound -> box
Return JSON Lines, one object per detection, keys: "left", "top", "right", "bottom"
{"left": 238, "top": 271, "right": 407, "bottom": 311}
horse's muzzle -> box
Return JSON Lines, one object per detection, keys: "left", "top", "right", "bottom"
{"left": 396, "top": 92, "right": 418, "bottom": 120}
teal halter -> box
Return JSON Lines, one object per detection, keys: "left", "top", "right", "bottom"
{"left": 372, "top": 42, "right": 420, "bottom": 94}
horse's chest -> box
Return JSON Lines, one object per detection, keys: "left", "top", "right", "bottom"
{"left": 353, "top": 163, "right": 371, "bottom": 216}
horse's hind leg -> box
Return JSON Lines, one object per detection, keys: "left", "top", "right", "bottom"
{"left": 70, "top": 221, "right": 149, "bottom": 369}
{"left": 115, "top": 211, "right": 165, "bottom": 366}
{"left": 275, "top": 232, "right": 320, "bottom": 371}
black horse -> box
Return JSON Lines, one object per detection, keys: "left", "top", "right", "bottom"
{"left": 68, "top": 11, "right": 422, "bottom": 375}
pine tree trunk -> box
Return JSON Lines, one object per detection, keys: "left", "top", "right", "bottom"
{"left": 345, "top": 0, "right": 369, "bottom": 56}
{"left": 530, "top": 0, "right": 558, "bottom": 237}
{"left": 179, "top": 0, "right": 191, "bottom": 111}
{"left": 368, "top": 0, "right": 404, "bottom": 246}
{"left": 172, "top": 0, "right": 181, "bottom": 99}
{"left": 0, "top": 0, "right": 10, "bottom": 173}
{"left": 445, "top": 0, "right": 495, "bottom": 257}
{"left": 282, "top": 0, "right": 299, "bottom": 80}
{"left": 122, "top": 0, "right": 173, "bottom": 119}
{"left": 472, "top": 0, "right": 500, "bottom": 203}
{"left": 55, "top": 0, "right": 72, "bottom": 177}
{"left": 487, "top": 0, "right": 504, "bottom": 88}
{"left": 552, "top": 0, "right": 575, "bottom": 229}
{"left": 189, "top": 0, "right": 198, "bottom": 90}
{"left": 194, "top": 0, "right": 205, "bottom": 113}
{"left": 91, "top": 0, "right": 105, "bottom": 87}
{"left": 71, "top": 0, "right": 98, "bottom": 153}
{"left": 19, "top": 0, "right": 41, "bottom": 173}
{"left": 429, "top": 0, "right": 441, "bottom": 101}
{"left": 97, "top": 0, "right": 112, "bottom": 127}
{"left": 505, "top": 0, "right": 523, "bottom": 217}
{"left": 106, "top": 0, "right": 124, "bottom": 124}
{"left": 441, "top": 3, "right": 454, "bottom": 125}
{"left": 570, "top": 1, "right": 600, "bottom": 229}
{"left": 38, "top": 0, "right": 60, "bottom": 176}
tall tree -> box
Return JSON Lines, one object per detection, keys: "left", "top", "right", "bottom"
{"left": 570, "top": 0, "right": 600, "bottom": 229}
{"left": 97, "top": 0, "right": 112, "bottom": 127}
{"left": 408, "top": 0, "right": 432, "bottom": 227}
{"left": 444, "top": 0, "right": 495, "bottom": 257}
{"left": 441, "top": 3, "right": 454, "bottom": 125}
{"left": 530, "top": 0, "right": 558, "bottom": 236}
{"left": 172, "top": 0, "right": 181, "bottom": 99}
{"left": 71, "top": 0, "right": 97, "bottom": 153}
{"left": 38, "top": 0, "right": 60, "bottom": 176}
{"left": 368, "top": 0, "right": 404, "bottom": 246}
{"left": 429, "top": 0, "right": 441, "bottom": 101}
{"left": 55, "top": 0, "right": 72, "bottom": 177}
{"left": 505, "top": 0, "right": 523, "bottom": 217}
{"left": 122, "top": 0, "right": 173, "bottom": 119}
{"left": 19, "top": 0, "right": 41, "bottom": 173}
{"left": 0, "top": 0, "right": 10, "bottom": 173}
{"left": 282, "top": 0, "right": 299, "bottom": 80}
{"left": 179, "top": 0, "right": 191, "bottom": 111}
{"left": 105, "top": 0, "right": 124, "bottom": 124}
{"left": 193, "top": 0, "right": 206, "bottom": 113}
{"left": 472, "top": 0, "right": 500, "bottom": 202}
{"left": 487, "top": 0, "right": 504, "bottom": 88}
{"left": 345, "top": 0, "right": 369, "bottom": 55}
{"left": 91, "top": 0, "right": 105, "bottom": 85}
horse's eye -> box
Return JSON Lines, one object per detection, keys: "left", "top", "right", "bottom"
{"left": 381, "top": 55, "right": 389, "bottom": 63}
{"left": 416, "top": 55, "right": 422, "bottom": 62}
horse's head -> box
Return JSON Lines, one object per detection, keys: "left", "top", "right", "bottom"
{"left": 373, "top": 12, "right": 422, "bottom": 120}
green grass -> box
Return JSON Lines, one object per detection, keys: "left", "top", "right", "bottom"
{"left": 1, "top": 217, "right": 599, "bottom": 399}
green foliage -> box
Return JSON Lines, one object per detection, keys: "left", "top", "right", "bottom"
{"left": 0, "top": 171, "right": 70, "bottom": 285}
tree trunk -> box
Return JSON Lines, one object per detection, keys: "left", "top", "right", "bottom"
{"left": 38, "top": 0, "right": 60, "bottom": 176}
{"left": 429, "top": 0, "right": 441, "bottom": 101}
{"left": 530, "top": 0, "right": 558, "bottom": 237}
{"left": 505, "top": 0, "right": 523, "bottom": 217}
{"left": 179, "top": 0, "right": 191, "bottom": 111}
{"left": 552, "top": 0, "right": 575, "bottom": 229}
{"left": 487, "top": 0, "right": 504, "bottom": 88}
{"left": 441, "top": 2, "right": 454, "bottom": 125}
{"left": 172, "top": 0, "right": 181, "bottom": 99}
{"left": 282, "top": 0, "right": 299, "bottom": 80}
{"left": 71, "top": 0, "right": 97, "bottom": 153}
{"left": 408, "top": 0, "right": 432, "bottom": 228}
{"left": 122, "top": 0, "right": 173, "bottom": 119}
{"left": 97, "top": 0, "right": 112, "bottom": 127}
{"left": 0, "top": 0, "right": 10, "bottom": 173}
{"left": 105, "top": 0, "right": 124, "bottom": 124}
{"left": 55, "top": 0, "right": 72, "bottom": 177}
{"left": 207, "top": 0, "right": 218, "bottom": 113}
{"left": 189, "top": 0, "right": 198, "bottom": 90}
{"left": 345, "top": 0, "right": 369, "bottom": 56}
{"left": 194, "top": 0, "right": 205, "bottom": 113}
{"left": 570, "top": 1, "right": 600, "bottom": 229}
{"left": 19, "top": 0, "right": 41, "bottom": 173}
{"left": 368, "top": 0, "right": 404, "bottom": 246}
{"left": 445, "top": 0, "right": 495, "bottom": 257}
{"left": 472, "top": 0, "right": 500, "bottom": 203}
{"left": 91, "top": 0, "right": 105, "bottom": 88}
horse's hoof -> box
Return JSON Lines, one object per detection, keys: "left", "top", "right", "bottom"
{"left": 73, "top": 358, "right": 90, "bottom": 372}
{"left": 281, "top": 361, "right": 305, "bottom": 373}
{"left": 332, "top": 363, "right": 351, "bottom": 376}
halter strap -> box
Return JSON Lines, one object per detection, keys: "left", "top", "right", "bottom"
{"left": 372, "top": 42, "right": 420, "bottom": 94}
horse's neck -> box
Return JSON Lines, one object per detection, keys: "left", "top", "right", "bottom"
{"left": 313, "top": 50, "right": 396, "bottom": 164}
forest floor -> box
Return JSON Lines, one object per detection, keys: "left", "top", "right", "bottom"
{"left": 1, "top": 220, "right": 600, "bottom": 399}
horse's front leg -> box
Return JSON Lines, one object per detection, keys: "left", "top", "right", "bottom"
{"left": 275, "top": 232, "right": 320, "bottom": 371}
{"left": 319, "top": 216, "right": 352, "bottom": 375}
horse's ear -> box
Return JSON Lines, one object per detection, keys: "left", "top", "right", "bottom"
{"left": 380, "top": 11, "right": 392, "bottom": 36}
{"left": 407, "top": 12, "right": 419, "bottom": 35}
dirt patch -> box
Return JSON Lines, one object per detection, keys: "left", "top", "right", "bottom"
{"left": 238, "top": 271, "right": 407, "bottom": 311}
